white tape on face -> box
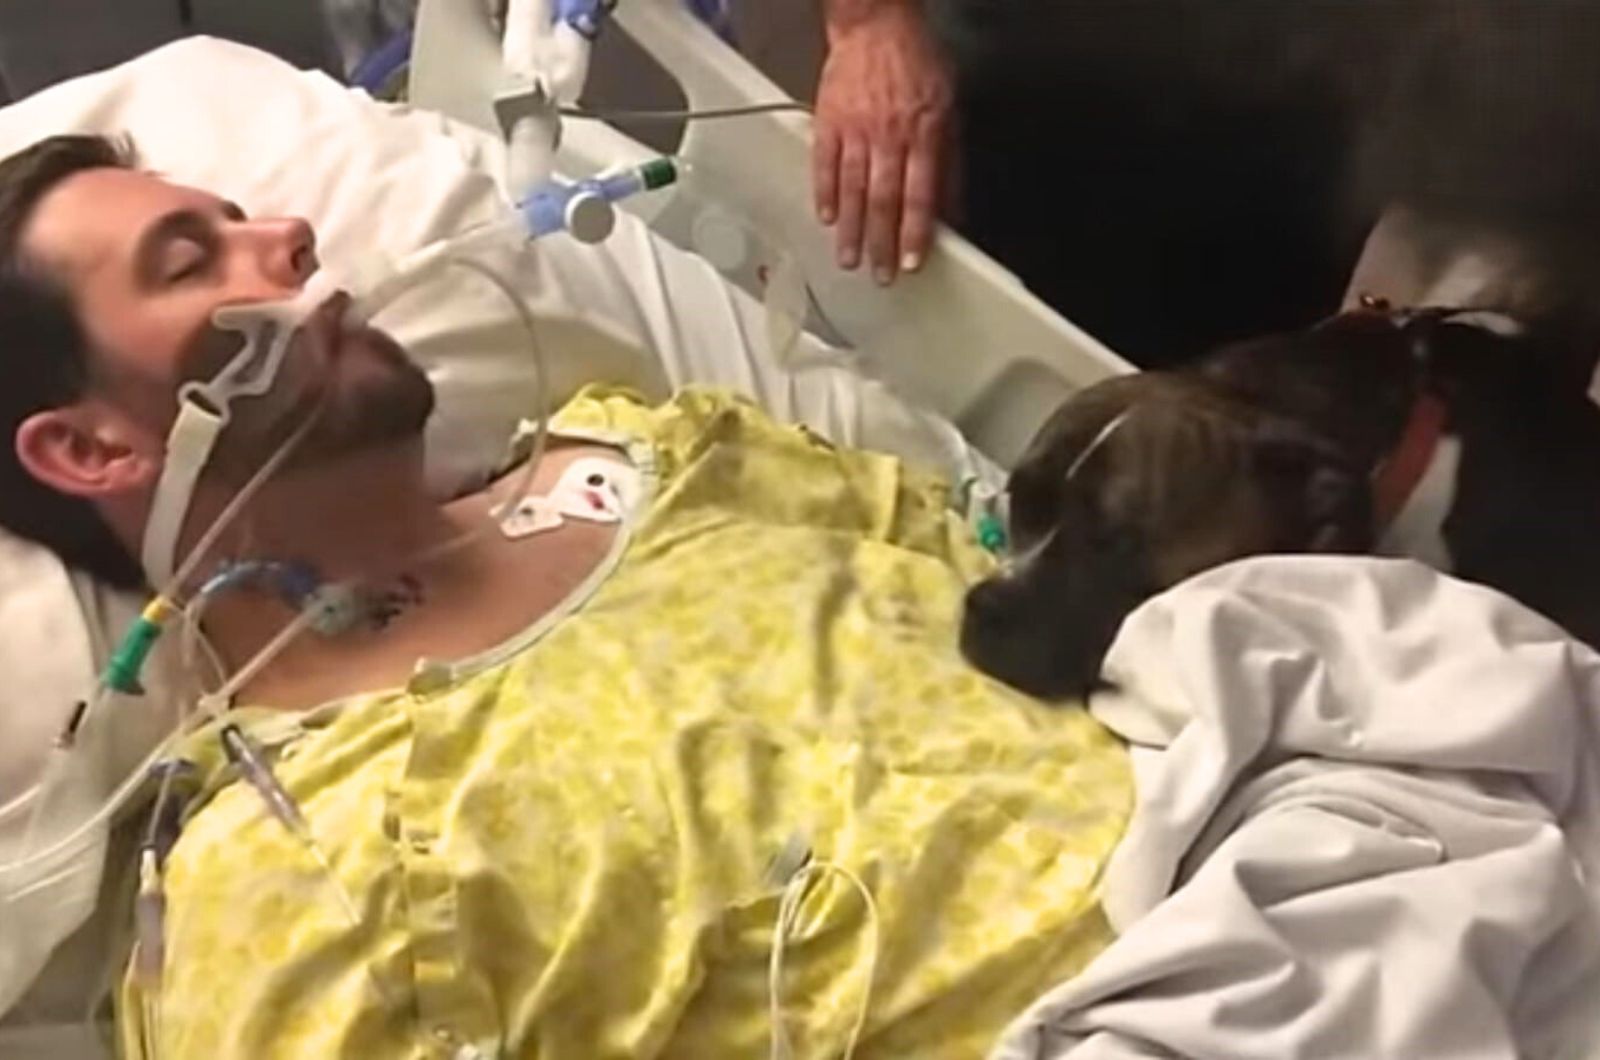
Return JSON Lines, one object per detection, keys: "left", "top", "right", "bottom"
{"left": 197, "top": 270, "right": 347, "bottom": 418}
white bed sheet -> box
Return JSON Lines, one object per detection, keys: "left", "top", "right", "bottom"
{"left": 993, "top": 556, "right": 1600, "bottom": 1060}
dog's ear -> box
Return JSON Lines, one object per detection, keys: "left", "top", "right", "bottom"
{"left": 1249, "top": 417, "right": 1375, "bottom": 554}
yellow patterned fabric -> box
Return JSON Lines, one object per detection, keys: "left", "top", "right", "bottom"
{"left": 119, "top": 387, "right": 1130, "bottom": 1059}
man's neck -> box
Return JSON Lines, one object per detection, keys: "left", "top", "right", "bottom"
{"left": 213, "top": 442, "right": 465, "bottom": 585}
{"left": 168, "top": 441, "right": 490, "bottom": 687}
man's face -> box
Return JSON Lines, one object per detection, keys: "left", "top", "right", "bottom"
{"left": 21, "top": 166, "right": 433, "bottom": 480}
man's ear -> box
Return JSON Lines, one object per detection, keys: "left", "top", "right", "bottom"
{"left": 14, "top": 404, "right": 158, "bottom": 500}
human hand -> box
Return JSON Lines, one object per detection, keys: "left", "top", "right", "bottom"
{"left": 813, "top": 1, "right": 953, "bottom": 284}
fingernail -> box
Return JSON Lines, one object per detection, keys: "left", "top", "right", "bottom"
{"left": 875, "top": 266, "right": 894, "bottom": 286}
{"left": 902, "top": 252, "right": 922, "bottom": 273}
{"left": 840, "top": 249, "right": 859, "bottom": 270}
{"left": 820, "top": 207, "right": 836, "bottom": 225}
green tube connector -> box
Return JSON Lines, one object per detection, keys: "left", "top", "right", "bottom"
{"left": 637, "top": 156, "right": 679, "bottom": 191}
{"left": 976, "top": 513, "right": 1008, "bottom": 555}
{"left": 105, "top": 615, "right": 165, "bottom": 695}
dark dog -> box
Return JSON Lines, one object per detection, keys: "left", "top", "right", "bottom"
{"left": 961, "top": 306, "right": 1600, "bottom": 699}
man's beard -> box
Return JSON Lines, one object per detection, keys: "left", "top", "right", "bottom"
{"left": 181, "top": 323, "right": 436, "bottom": 482}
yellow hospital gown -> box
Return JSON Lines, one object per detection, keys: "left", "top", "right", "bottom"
{"left": 120, "top": 387, "right": 1131, "bottom": 1059}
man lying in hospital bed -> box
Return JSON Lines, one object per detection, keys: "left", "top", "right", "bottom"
{"left": 0, "top": 129, "right": 1130, "bottom": 1057}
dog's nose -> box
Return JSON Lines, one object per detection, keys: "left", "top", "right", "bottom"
{"left": 961, "top": 578, "right": 1080, "bottom": 700}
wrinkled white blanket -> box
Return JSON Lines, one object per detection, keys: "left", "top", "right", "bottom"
{"left": 992, "top": 556, "right": 1600, "bottom": 1060}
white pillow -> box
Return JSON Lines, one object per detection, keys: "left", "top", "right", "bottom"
{"left": 0, "top": 35, "right": 997, "bottom": 1036}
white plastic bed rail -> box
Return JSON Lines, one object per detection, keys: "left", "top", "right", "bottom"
{"left": 409, "top": 0, "right": 1132, "bottom": 465}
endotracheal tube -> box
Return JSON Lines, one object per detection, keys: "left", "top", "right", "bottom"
{"left": 0, "top": 157, "right": 680, "bottom": 1047}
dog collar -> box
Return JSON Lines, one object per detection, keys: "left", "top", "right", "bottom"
{"left": 1372, "top": 390, "right": 1459, "bottom": 571}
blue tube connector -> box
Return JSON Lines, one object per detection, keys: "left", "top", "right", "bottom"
{"left": 519, "top": 157, "right": 681, "bottom": 244}
{"left": 556, "top": 0, "right": 615, "bottom": 39}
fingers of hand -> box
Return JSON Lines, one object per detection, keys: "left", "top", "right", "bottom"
{"left": 866, "top": 144, "right": 907, "bottom": 283}
{"left": 812, "top": 123, "right": 843, "bottom": 227}
{"left": 898, "top": 115, "right": 944, "bottom": 274}
{"left": 834, "top": 134, "right": 871, "bottom": 271}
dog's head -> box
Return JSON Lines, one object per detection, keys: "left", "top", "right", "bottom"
{"left": 1198, "top": 304, "right": 1591, "bottom": 457}
{"left": 960, "top": 373, "right": 1372, "bottom": 700}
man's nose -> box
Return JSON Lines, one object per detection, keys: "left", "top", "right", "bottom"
{"left": 239, "top": 217, "right": 319, "bottom": 290}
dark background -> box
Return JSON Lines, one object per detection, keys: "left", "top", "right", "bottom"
{"left": 7, "top": 1, "right": 1600, "bottom": 369}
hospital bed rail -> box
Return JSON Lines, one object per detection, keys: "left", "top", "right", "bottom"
{"left": 408, "top": 0, "right": 1132, "bottom": 467}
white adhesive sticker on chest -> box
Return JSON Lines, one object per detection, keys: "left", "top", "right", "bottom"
{"left": 549, "top": 457, "right": 641, "bottom": 523}
{"left": 500, "top": 456, "right": 642, "bottom": 540}
{"left": 500, "top": 496, "right": 567, "bottom": 539}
